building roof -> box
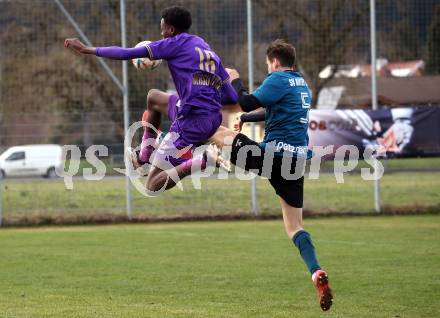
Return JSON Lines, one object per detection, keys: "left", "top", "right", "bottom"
{"left": 319, "top": 59, "right": 425, "bottom": 79}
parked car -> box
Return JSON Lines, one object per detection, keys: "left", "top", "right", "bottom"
{"left": 0, "top": 144, "right": 63, "bottom": 179}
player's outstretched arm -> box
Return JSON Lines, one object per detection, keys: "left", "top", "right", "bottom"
{"left": 233, "top": 110, "right": 265, "bottom": 132}
{"left": 241, "top": 110, "right": 266, "bottom": 123}
{"left": 64, "top": 38, "right": 150, "bottom": 60}
{"left": 220, "top": 82, "right": 239, "bottom": 106}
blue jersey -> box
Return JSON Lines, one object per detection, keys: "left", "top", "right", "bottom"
{"left": 253, "top": 70, "right": 312, "bottom": 159}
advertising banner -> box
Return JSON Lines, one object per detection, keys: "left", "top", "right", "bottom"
{"left": 308, "top": 107, "right": 440, "bottom": 158}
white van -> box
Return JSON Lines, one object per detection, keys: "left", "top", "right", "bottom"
{"left": 0, "top": 145, "right": 63, "bottom": 179}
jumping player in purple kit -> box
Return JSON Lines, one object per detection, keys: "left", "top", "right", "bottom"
{"left": 64, "top": 6, "right": 237, "bottom": 193}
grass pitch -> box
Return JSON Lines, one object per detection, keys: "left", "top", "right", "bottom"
{"left": 1, "top": 215, "right": 439, "bottom": 317}
{"left": 2, "top": 171, "right": 440, "bottom": 220}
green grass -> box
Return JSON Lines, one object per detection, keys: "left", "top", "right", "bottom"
{"left": 70, "top": 157, "right": 440, "bottom": 176}
{"left": 1, "top": 171, "right": 439, "bottom": 219}
{"left": 0, "top": 215, "right": 439, "bottom": 317}
{"left": 379, "top": 157, "right": 440, "bottom": 171}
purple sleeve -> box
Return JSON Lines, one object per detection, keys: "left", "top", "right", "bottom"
{"left": 145, "top": 37, "right": 180, "bottom": 60}
{"left": 95, "top": 46, "right": 150, "bottom": 60}
{"left": 221, "top": 81, "right": 238, "bottom": 105}
{"left": 217, "top": 62, "right": 230, "bottom": 82}
{"left": 217, "top": 62, "right": 238, "bottom": 104}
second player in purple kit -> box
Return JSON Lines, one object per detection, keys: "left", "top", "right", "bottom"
{"left": 64, "top": 6, "right": 237, "bottom": 193}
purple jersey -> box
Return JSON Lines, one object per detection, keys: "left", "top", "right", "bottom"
{"left": 145, "top": 33, "right": 235, "bottom": 116}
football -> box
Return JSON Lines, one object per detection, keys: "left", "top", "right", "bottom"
{"left": 131, "top": 40, "right": 162, "bottom": 70}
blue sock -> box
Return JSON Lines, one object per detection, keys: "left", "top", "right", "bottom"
{"left": 292, "top": 230, "right": 321, "bottom": 275}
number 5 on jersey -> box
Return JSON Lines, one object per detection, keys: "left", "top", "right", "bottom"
{"left": 300, "top": 92, "right": 311, "bottom": 109}
{"left": 300, "top": 92, "right": 311, "bottom": 125}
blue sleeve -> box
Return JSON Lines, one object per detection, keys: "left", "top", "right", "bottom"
{"left": 252, "top": 75, "right": 285, "bottom": 107}
{"left": 145, "top": 37, "right": 179, "bottom": 60}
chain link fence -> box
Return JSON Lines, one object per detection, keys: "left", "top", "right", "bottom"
{"left": 0, "top": 0, "right": 439, "bottom": 225}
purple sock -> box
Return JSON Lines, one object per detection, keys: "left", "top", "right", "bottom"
{"left": 182, "top": 155, "right": 207, "bottom": 171}
{"left": 139, "top": 129, "right": 157, "bottom": 163}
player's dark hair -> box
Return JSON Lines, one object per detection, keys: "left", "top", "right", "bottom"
{"left": 266, "top": 39, "right": 296, "bottom": 68}
{"left": 161, "top": 6, "right": 192, "bottom": 33}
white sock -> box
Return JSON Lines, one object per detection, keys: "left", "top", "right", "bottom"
{"left": 312, "top": 270, "right": 319, "bottom": 282}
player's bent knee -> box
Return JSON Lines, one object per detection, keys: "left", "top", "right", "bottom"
{"left": 145, "top": 171, "right": 168, "bottom": 193}
{"left": 147, "top": 88, "right": 161, "bottom": 98}
{"left": 145, "top": 173, "right": 156, "bottom": 191}
{"left": 145, "top": 178, "right": 161, "bottom": 193}
{"left": 146, "top": 89, "right": 162, "bottom": 107}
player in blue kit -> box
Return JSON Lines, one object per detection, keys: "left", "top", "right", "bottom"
{"left": 64, "top": 6, "right": 237, "bottom": 193}
{"left": 210, "top": 40, "right": 333, "bottom": 311}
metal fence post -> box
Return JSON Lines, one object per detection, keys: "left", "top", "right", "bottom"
{"left": 120, "top": 0, "right": 132, "bottom": 220}
{"left": 370, "top": 0, "right": 381, "bottom": 212}
{"left": 54, "top": 0, "right": 123, "bottom": 92}
{"left": 247, "top": 0, "right": 259, "bottom": 216}
{"left": 54, "top": 0, "right": 132, "bottom": 219}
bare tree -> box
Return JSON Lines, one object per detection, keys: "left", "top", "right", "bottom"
{"left": 425, "top": 4, "right": 440, "bottom": 74}
{"left": 255, "top": 0, "right": 370, "bottom": 107}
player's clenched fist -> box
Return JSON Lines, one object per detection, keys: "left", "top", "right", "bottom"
{"left": 233, "top": 113, "right": 243, "bottom": 132}
{"left": 225, "top": 68, "right": 240, "bottom": 81}
{"left": 64, "top": 38, "right": 95, "bottom": 55}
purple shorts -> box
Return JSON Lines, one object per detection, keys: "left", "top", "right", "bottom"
{"left": 155, "top": 95, "right": 222, "bottom": 167}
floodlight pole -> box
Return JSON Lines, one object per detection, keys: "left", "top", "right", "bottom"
{"left": 247, "top": 0, "right": 259, "bottom": 216}
{"left": 370, "top": 0, "right": 381, "bottom": 212}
